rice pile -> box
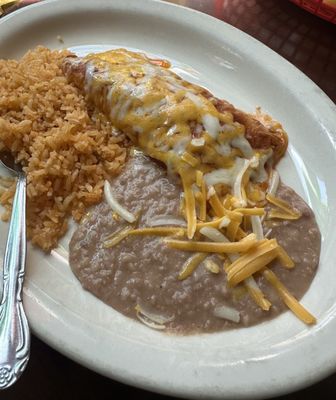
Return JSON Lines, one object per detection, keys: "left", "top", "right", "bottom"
{"left": 0, "top": 46, "right": 128, "bottom": 251}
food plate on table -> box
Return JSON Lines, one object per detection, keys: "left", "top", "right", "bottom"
{"left": 0, "top": 0, "right": 335, "bottom": 398}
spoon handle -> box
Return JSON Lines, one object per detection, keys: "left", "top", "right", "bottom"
{"left": 0, "top": 173, "right": 30, "bottom": 389}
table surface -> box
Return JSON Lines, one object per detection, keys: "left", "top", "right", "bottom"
{"left": 1, "top": 0, "right": 336, "bottom": 399}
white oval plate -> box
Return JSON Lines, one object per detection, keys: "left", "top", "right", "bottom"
{"left": 0, "top": 0, "right": 336, "bottom": 398}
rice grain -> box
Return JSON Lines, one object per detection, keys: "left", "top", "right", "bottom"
{"left": 0, "top": 46, "right": 128, "bottom": 251}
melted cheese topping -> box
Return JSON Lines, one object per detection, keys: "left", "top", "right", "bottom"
{"left": 81, "top": 49, "right": 277, "bottom": 237}
{"left": 84, "top": 49, "right": 241, "bottom": 172}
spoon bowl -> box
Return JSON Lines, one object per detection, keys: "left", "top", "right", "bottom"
{"left": 0, "top": 151, "right": 24, "bottom": 174}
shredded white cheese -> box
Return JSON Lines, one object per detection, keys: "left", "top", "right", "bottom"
{"left": 251, "top": 216, "right": 264, "bottom": 240}
{"left": 104, "top": 180, "right": 136, "bottom": 223}
{"left": 149, "top": 215, "right": 187, "bottom": 227}
{"left": 232, "top": 159, "right": 251, "bottom": 207}
{"left": 200, "top": 226, "right": 228, "bottom": 242}
{"left": 231, "top": 135, "right": 254, "bottom": 158}
{"left": 207, "top": 185, "right": 216, "bottom": 200}
{"left": 202, "top": 113, "right": 221, "bottom": 139}
{"left": 213, "top": 305, "right": 240, "bottom": 323}
{"left": 219, "top": 216, "right": 231, "bottom": 228}
{"left": 191, "top": 138, "right": 205, "bottom": 147}
{"left": 268, "top": 169, "right": 280, "bottom": 196}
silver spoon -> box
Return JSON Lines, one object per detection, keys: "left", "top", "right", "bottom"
{"left": 0, "top": 151, "right": 30, "bottom": 389}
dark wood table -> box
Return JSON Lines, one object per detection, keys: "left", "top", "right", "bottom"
{"left": 1, "top": 1, "right": 336, "bottom": 399}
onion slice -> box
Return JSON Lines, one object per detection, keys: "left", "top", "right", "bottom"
{"left": 219, "top": 216, "right": 231, "bottom": 228}
{"left": 233, "top": 159, "right": 250, "bottom": 207}
{"left": 136, "top": 312, "right": 166, "bottom": 330}
{"left": 251, "top": 216, "right": 264, "bottom": 240}
{"left": 104, "top": 226, "right": 132, "bottom": 248}
{"left": 268, "top": 169, "right": 280, "bottom": 196}
{"left": 200, "top": 226, "right": 228, "bottom": 242}
{"left": 104, "top": 180, "right": 136, "bottom": 223}
{"left": 148, "top": 215, "right": 187, "bottom": 228}
{"left": 135, "top": 304, "right": 174, "bottom": 330}
{"left": 213, "top": 305, "right": 240, "bottom": 323}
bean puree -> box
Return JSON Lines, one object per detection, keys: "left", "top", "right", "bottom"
{"left": 69, "top": 154, "right": 321, "bottom": 334}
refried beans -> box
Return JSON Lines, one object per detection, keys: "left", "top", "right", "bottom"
{"left": 69, "top": 154, "right": 321, "bottom": 334}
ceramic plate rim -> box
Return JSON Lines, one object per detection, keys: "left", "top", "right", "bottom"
{"left": 1, "top": 1, "right": 336, "bottom": 399}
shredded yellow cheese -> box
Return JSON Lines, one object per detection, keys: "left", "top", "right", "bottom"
{"left": 181, "top": 151, "right": 199, "bottom": 167}
{"left": 266, "top": 194, "right": 295, "bottom": 212}
{"left": 209, "top": 191, "right": 225, "bottom": 217}
{"left": 200, "top": 178, "right": 207, "bottom": 221}
{"left": 234, "top": 207, "right": 265, "bottom": 216}
{"left": 178, "top": 253, "right": 207, "bottom": 280}
{"left": 223, "top": 259, "right": 231, "bottom": 272}
{"left": 179, "top": 194, "right": 185, "bottom": 216}
{"left": 247, "top": 188, "right": 265, "bottom": 203}
{"left": 227, "top": 239, "right": 278, "bottom": 286}
{"left": 181, "top": 172, "right": 197, "bottom": 239}
{"left": 224, "top": 255, "right": 271, "bottom": 310}
{"left": 268, "top": 210, "right": 301, "bottom": 220}
{"left": 208, "top": 194, "right": 244, "bottom": 227}
{"left": 194, "top": 191, "right": 203, "bottom": 202}
{"left": 242, "top": 215, "right": 250, "bottom": 232}
{"left": 276, "top": 246, "right": 295, "bottom": 269}
{"left": 224, "top": 257, "right": 271, "bottom": 310}
{"left": 226, "top": 220, "right": 241, "bottom": 242}
{"left": 165, "top": 233, "right": 257, "bottom": 254}
{"left": 196, "top": 216, "right": 231, "bottom": 230}
{"left": 266, "top": 194, "right": 301, "bottom": 219}
{"left": 196, "top": 170, "right": 203, "bottom": 187}
{"left": 128, "top": 227, "right": 186, "bottom": 236}
{"left": 262, "top": 269, "right": 316, "bottom": 324}
{"left": 223, "top": 208, "right": 243, "bottom": 222}
{"left": 194, "top": 170, "right": 207, "bottom": 221}
{"left": 112, "top": 212, "right": 120, "bottom": 221}
{"left": 236, "top": 227, "right": 247, "bottom": 240}
{"left": 104, "top": 226, "right": 133, "bottom": 248}
{"left": 223, "top": 194, "right": 233, "bottom": 210}
{"left": 245, "top": 278, "right": 272, "bottom": 311}
{"left": 228, "top": 247, "right": 278, "bottom": 287}
{"left": 204, "top": 259, "right": 220, "bottom": 274}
